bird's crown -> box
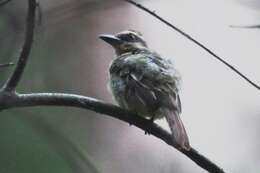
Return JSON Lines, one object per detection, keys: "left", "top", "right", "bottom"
{"left": 115, "top": 30, "right": 147, "bottom": 46}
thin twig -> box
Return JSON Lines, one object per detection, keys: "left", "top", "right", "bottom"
{"left": 0, "top": 62, "right": 14, "bottom": 68}
{"left": 230, "top": 25, "right": 260, "bottom": 29}
{"left": 2, "top": 0, "right": 36, "bottom": 91}
{"left": 125, "top": 0, "right": 260, "bottom": 91}
{"left": 0, "top": 92, "right": 225, "bottom": 173}
{"left": 0, "top": 0, "right": 11, "bottom": 7}
{"left": 36, "top": 1, "right": 43, "bottom": 25}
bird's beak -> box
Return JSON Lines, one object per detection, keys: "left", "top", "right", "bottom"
{"left": 99, "top": 34, "right": 123, "bottom": 47}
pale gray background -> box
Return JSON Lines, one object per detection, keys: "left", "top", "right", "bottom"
{"left": 0, "top": 0, "right": 259, "bottom": 172}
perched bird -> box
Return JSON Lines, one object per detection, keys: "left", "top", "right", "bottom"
{"left": 99, "top": 30, "right": 190, "bottom": 150}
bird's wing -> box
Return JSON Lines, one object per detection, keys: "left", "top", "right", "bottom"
{"left": 122, "top": 53, "right": 181, "bottom": 110}
{"left": 117, "top": 53, "right": 189, "bottom": 149}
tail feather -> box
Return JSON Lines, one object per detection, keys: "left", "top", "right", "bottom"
{"left": 164, "top": 109, "right": 190, "bottom": 150}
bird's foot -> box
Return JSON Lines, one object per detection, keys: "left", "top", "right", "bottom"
{"left": 144, "top": 131, "right": 150, "bottom": 135}
{"left": 144, "top": 117, "right": 155, "bottom": 135}
{"left": 149, "top": 116, "right": 155, "bottom": 123}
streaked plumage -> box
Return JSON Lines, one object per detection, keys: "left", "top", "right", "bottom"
{"left": 99, "top": 30, "right": 190, "bottom": 150}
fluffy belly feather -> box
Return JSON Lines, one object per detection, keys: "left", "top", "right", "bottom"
{"left": 109, "top": 75, "right": 157, "bottom": 118}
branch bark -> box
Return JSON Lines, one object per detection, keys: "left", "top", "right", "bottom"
{"left": 230, "top": 25, "right": 260, "bottom": 29}
{"left": 0, "top": 0, "right": 226, "bottom": 173}
{"left": 125, "top": 0, "right": 260, "bottom": 91}
{"left": 0, "top": 0, "right": 11, "bottom": 7}
{"left": 2, "top": 0, "right": 36, "bottom": 91}
{"left": 0, "top": 92, "right": 225, "bottom": 173}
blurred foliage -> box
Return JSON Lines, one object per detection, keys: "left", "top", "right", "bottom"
{"left": 0, "top": 111, "right": 73, "bottom": 173}
{"left": 0, "top": 1, "right": 104, "bottom": 172}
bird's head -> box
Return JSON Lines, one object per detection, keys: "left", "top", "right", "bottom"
{"left": 99, "top": 30, "right": 148, "bottom": 56}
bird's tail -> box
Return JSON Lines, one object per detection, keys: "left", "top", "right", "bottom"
{"left": 164, "top": 109, "right": 190, "bottom": 150}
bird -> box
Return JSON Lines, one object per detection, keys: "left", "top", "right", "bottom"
{"left": 99, "top": 30, "right": 190, "bottom": 150}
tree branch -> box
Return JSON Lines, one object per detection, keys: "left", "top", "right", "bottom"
{"left": 0, "top": 0, "right": 11, "bottom": 7}
{"left": 36, "top": 1, "right": 43, "bottom": 25}
{"left": 230, "top": 25, "right": 260, "bottom": 29}
{"left": 2, "top": 0, "right": 36, "bottom": 91}
{"left": 125, "top": 0, "right": 260, "bottom": 91}
{"left": 0, "top": 92, "right": 225, "bottom": 173}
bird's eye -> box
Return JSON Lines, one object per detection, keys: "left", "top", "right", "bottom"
{"left": 129, "top": 34, "right": 135, "bottom": 40}
{"left": 117, "top": 33, "right": 136, "bottom": 42}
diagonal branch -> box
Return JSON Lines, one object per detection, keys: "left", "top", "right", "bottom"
{"left": 2, "top": 0, "right": 36, "bottom": 91}
{"left": 230, "top": 25, "right": 260, "bottom": 29}
{"left": 125, "top": 0, "right": 260, "bottom": 91}
{"left": 0, "top": 92, "right": 225, "bottom": 173}
{"left": 0, "top": 0, "right": 11, "bottom": 7}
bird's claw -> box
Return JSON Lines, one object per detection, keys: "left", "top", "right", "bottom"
{"left": 144, "top": 117, "right": 155, "bottom": 135}
{"left": 149, "top": 116, "right": 155, "bottom": 123}
{"left": 144, "top": 130, "right": 150, "bottom": 135}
